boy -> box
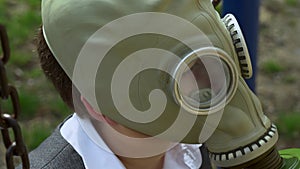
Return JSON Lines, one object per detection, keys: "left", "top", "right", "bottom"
{"left": 24, "top": 0, "right": 285, "bottom": 168}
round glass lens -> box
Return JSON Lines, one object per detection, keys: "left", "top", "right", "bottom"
{"left": 178, "top": 55, "right": 231, "bottom": 110}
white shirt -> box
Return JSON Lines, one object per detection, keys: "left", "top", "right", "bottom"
{"left": 60, "top": 113, "right": 202, "bottom": 169}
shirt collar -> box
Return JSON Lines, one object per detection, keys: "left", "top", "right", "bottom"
{"left": 60, "top": 113, "right": 202, "bottom": 169}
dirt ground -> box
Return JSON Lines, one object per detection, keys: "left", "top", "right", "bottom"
{"left": 258, "top": 0, "right": 300, "bottom": 114}
{"left": 257, "top": 0, "right": 300, "bottom": 149}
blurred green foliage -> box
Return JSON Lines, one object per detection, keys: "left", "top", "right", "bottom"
{"left": 215, "top": 2, "right": 223, "bottom": 14}
{"left": 22, "top": 121, "right": 57, "bottom": 150}
{"left": 285, "top": 0, "right": 299, "bottom": 6}
{"left": 283, "top": 75, "right": 297, "bottom": 84}
{"left": 277, "top": 112, "right": 300, "bottom": 139}
{"left": 1, "top": 0, "right": 71, "bottom": 151}
{"left": 261, "top": 59, "right": 285, "bottom": 74}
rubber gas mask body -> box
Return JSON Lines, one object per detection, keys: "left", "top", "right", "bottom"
{"left": 42, "top": 0, "right": 279, "bottom": 167}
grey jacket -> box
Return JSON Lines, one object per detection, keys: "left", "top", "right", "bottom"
{"left": 17, "top": 126, "right": 85, "bottom": 169}
{"left": 19, "top": 123, "right": 212, "bottom": 169}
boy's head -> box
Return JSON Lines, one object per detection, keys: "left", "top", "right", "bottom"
{"left": 40, "top": 0, "right": 243, "bottom": 142}
{"left": 40, "top": 0, "right": 281, "bottom": 167}
{"left": 40, "top": 0, "right": 240, "bottom": 144}
{"left": 40, "top": 0, "right": 277, "bottom": 157}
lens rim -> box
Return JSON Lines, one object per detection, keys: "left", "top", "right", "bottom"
{"left": 172, "top": 47, "right": 239, "bottom": 115}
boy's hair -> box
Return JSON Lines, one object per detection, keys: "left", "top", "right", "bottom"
{"left": 36, "top": 27, "right": 75, "bottom": 110}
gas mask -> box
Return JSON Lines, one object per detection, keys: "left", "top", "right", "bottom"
{"left": 42, "top": 0, "right": 279, "bottom": 167}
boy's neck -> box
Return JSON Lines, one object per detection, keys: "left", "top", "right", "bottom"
{"left": 117, "top": 154, "right": 165, "bottom": 169}
{"left": 91, "top": 118, "right": 173, "bottom": 169}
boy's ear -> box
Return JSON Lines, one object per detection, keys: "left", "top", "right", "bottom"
{"left": 80, "top": 96, "right": 107, "bottom": 122}
{"left": 80, "top": 96, "right": 117, "bottom": 125}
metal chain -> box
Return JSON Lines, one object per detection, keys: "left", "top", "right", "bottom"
{"left": 0, "top": 24, "right": 29, "bottom": 169}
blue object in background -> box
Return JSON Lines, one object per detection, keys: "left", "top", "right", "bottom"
{"left": 222, "top": 0, "right": 260, "bottom": 92}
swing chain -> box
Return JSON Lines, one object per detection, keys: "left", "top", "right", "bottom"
{"left": 0, "top": 24, "right": 29, "bottom": 169}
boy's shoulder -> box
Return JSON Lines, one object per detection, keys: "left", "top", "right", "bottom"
{"left": 18, "top": 124, "right": 85, "bottom": 169}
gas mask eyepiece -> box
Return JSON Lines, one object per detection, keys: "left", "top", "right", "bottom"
{"left": 172, "top": 47, "right": 239, "bottom": 115}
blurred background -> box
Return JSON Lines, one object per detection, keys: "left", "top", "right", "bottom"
{"left": 0, "top": 0, "right": 299, "bottom": 168}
